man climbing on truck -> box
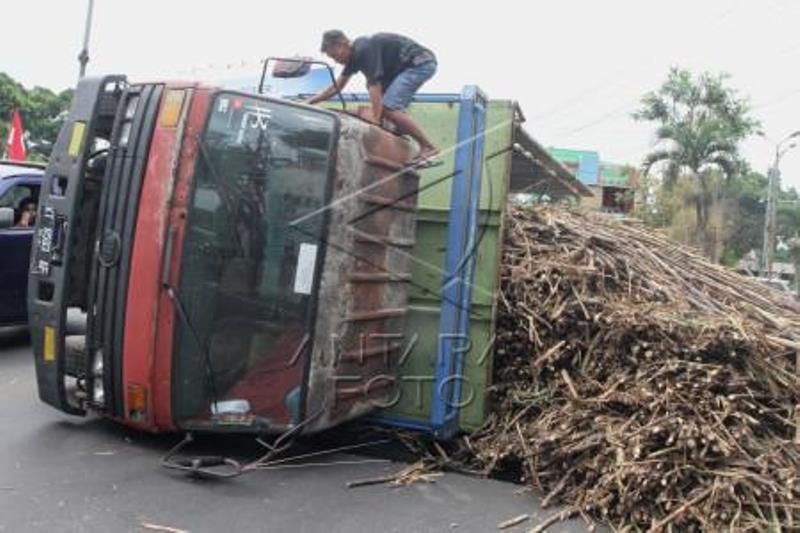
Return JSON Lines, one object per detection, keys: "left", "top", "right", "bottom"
{"left": 307, "top": 30, "right": 440, "bottom": 166}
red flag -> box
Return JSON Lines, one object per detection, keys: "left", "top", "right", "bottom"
{"left": 5, "top": 109, "right": 27, "bottom": 161}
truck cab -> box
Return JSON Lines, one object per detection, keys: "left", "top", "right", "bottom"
{"left": 28, "top": 76, "right": 419, "bottom": 434}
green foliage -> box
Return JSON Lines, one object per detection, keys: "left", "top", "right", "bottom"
{"left": 0, "top": 72, "right": 73, "bottom": 159}
{"left": 642, "top": 166, "right": 800, "bottom": 268}
{"left": 777, "top": 201, "right": 800, "bottom": 240}
{"left": 720, "top": 171, "right": 767, "bottom": 264}
{"left": 719, "top": 246, "right": 740, "bottom": 267}
{"left": 634, "top": 67, "right": 759, "bottom": 183}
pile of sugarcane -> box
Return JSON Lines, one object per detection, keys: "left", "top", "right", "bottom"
{"left": 469, "top": 206, "right": 800, "bottom": 531}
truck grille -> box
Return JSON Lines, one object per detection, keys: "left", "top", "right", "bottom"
{"left": 86, "top": 84, "right": 163, "bottom": 417}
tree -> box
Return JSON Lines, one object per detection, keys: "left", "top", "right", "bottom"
{"left": 634, "top": 67, "right": 759, "bottom": 258}
{"left": 720, "top": 170, "right": 767, "bottom": 265}
{"left": 789, "top": 237, "right": 800, "bottom": 295}
{"left": 0, "top": 73, "right": 27, "bottom": 142}
{"left": 0, "top": 72, "right": 73, "bottom": 160}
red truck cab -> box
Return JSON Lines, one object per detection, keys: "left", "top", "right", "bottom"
{"left": 28, "top": 76, "right": 419, "bottom": 435}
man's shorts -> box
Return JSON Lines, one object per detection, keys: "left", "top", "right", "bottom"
{"left": 383, "top": 61, "right": 437, "bottom": 111}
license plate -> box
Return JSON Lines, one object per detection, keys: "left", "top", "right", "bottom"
{"left": 31, "top": 207, "right": 55, "bottom": 276}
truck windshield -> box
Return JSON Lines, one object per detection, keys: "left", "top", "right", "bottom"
{"left": 173, "top": 93, "right": 336, "bottom": 429}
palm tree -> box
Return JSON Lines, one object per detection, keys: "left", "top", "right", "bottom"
{"left": 635, "top": 68, "right": 759, "bottom": 258}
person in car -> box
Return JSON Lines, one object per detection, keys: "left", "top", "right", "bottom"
{"left": 15, "top": 197, "right": 37, "bottom": 228}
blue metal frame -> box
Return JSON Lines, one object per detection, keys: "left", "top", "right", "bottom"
{"left": 366, "top": 86, "right": 487, "bottom": 439}
{"left": 429, "top": 86, "right": 486, "bottom": 438}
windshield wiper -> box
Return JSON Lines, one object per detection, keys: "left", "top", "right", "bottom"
{"left": 163, "top": 283, "right": 220, "bottom": 413}
{"left": 195, "top": 136, "right": 247, "bottom": 258}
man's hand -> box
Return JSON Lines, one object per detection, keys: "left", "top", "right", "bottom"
{"left": 305, "top": 93, "right": 325, "bottom": 105}
{"left": 306, "top": 74, "right": 351, "bottom": 107}
{"left": 18, "top": 211, "right": 34, "bottom": 228}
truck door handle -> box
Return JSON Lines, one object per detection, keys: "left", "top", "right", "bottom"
{"left": 50, "top": 217, "right": 68, "bottom": 265}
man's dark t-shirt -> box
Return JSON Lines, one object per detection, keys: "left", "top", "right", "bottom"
{"left": 342, "top": 33, "right": 436, "bottom": 90}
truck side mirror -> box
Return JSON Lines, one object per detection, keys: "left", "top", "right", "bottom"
{"left": 272, "top": 58, "right": 312, "bottom": 79}
{"left": 0, "top": 207, "right": 13, "bottom": 229}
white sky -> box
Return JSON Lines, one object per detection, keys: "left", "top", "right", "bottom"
{"left": 4, "top": 0, "right": 800, "bottom": 188}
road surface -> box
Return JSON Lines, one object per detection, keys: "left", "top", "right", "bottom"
{"left": 0, "top": 327, "right": 588, "bottom": 533}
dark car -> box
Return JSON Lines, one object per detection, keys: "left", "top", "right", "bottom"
{"left": 0, "top": 161, "right": 44, "bottom": 325}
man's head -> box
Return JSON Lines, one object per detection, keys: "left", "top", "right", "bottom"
{"left": 16, "top": 197, "right": 36, "bottom": 227}
{"left": 19, "top": 198, "right": 36, "bottom": 213}
{"left": 320, "top": 29, "right": 351, "bottom": 65}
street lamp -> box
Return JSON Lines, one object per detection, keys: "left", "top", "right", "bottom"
{"left": 760, "top": 130, "right": 800, "bottom": 275}
{"left": 78, "top": 0, "right": 95, "bottom": 79}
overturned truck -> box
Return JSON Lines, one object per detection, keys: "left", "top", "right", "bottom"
{"left": 26, "top": 65, "right": 589, "bottom": 437}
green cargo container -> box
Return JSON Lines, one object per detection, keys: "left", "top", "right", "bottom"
{"left": 322, "top": 87, "right": 590, "bottom": 438}
{"left": 379, "top": 96, "right": 512, "bottom": 434}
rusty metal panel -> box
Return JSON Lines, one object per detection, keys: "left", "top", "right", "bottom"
{"left": 304, "top": 115, "right": 419, "bottom": 432}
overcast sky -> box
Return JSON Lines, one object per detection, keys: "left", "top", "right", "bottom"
{"left": 4, "top": 0, "right": 800, "bottom": 188}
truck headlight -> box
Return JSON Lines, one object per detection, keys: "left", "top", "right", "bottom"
{"left": 92, "top": 350, "right": 103, "bottom": 376}
{"left": 92, "top": 350, "right": 105, "bottom": 406}
{"left": 93, "top": 377, "right": 105, "bottom": 406}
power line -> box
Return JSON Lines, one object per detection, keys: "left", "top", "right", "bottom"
{"left": 752, "top": 87, "right": 800, "bottom": 111}
{"left": 555, "top": 101, "right": 637, "bottom": 139}
{"left": 536, "top": 0, "right": 800, "bottom": 136}
{"left": 528, "top": 1, "right": 748, "bottom": 127}
{"left": 539, "top": 2, "right": 800, "bottom": 163}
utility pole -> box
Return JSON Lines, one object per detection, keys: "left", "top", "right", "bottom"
{"left": 762, "top": 162, "right": 779, "bottom": 276}
{"left": 78, "top": 0, "right": 95, "bottom": 79}
{"left": 760, "top": 131, "right": 800, "bottom": 276}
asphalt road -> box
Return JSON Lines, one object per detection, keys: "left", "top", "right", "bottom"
{"left": 0, "top": 327, "right": 588, "bottom": 533}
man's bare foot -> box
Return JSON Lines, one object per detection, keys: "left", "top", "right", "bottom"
{"left": 414, "top": 146, "right": 440, "bottom": 162}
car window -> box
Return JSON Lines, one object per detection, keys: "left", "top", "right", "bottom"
{"left": 0, "top": 182, "right": 41, "bottom": 229}
{"left": 0, "top": 183, "right": 40, "bottom": 208}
